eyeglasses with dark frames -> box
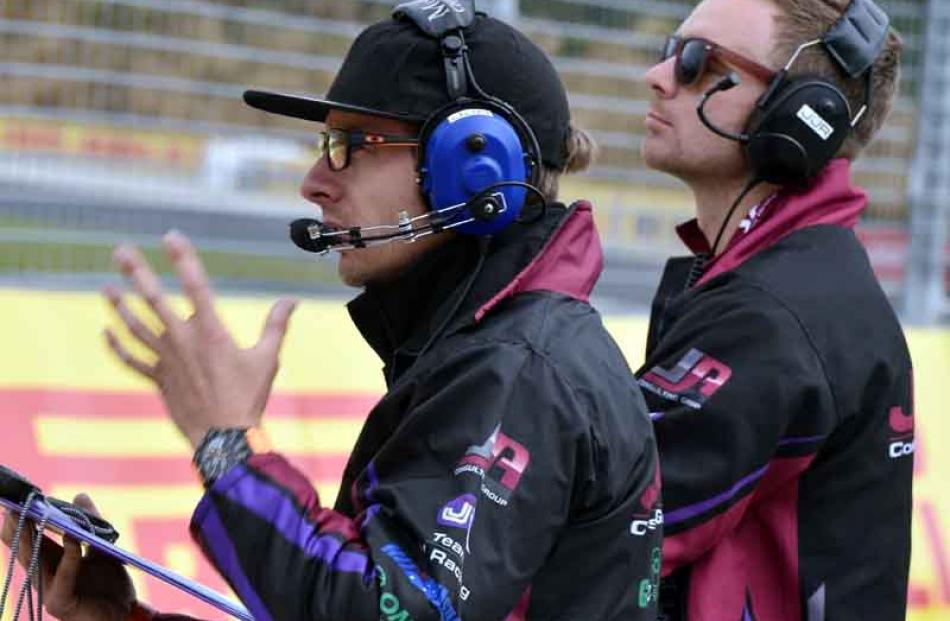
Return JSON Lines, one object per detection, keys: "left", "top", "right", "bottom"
{"left": 315, "top": 128, "right": 419, "bottom": 171}
{"left": 661, "top": 35, "right": 776, "bottom": 87}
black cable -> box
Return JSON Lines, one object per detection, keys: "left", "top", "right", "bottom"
{"left": 469, "top": 181, "right": 548, "bottom": 226}
{"left": 416, "top": 236, "right": 490, "bottom": 360}
{"left": 36, "top": 561, "right": 42, "bottom": 621}
{"left": 26, "top": 574, "right": 35, "bottom": 621}
{"left": 457, "top": 30, "right": 544, "bottom": 187}
{"left": 457, "top": 31, "right": 491, "bottom": 101}
{"left": 696, "top": 73, "right": 749, "bottom": 143}
{"left": 710, "top": 177, "right": 763, "bottom": 257}
{"left": 0, "top": 493, "right": 36, "bottom": 616}
{"left": 685, "top": 177, "right": 763, "bottom": 290}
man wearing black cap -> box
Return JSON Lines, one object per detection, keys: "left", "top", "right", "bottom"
{"left": 1, "top": 2, "right": 661, "bottom": 620}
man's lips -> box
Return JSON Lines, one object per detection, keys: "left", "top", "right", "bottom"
{"left": 646, "top": 111, "right": 673, "bottom": 127}
{"left": 319, "top": 218, "right": 345, "bottom": 231}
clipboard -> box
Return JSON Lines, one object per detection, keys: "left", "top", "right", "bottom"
{"left": 0, "top": 466, "right": 252, "bottom": 621}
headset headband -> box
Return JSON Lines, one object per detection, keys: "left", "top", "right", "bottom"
{"left": 393, "top": 0, "right": 542, "bottom": 181}
{"left": 394, "top": 0, "right": 477, "bottom": 99}
{"left": 823, "top": 0, "right": 890, "bottom": 79}
{"left": 393, "top": 0, "right": 475, "bottom": 37}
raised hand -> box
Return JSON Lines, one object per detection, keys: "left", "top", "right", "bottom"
{"left": 103, "top": 231, "right": 298, "bottom": 448}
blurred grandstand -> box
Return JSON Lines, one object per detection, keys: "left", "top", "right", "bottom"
{"left": 0, "top": 0, "right": 945, "bottom": 318}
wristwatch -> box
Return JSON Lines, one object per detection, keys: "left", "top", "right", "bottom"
{"left": 193, "top": 427, "right": 270, "bottom": 488}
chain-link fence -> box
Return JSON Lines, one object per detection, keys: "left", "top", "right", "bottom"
{"left": 904, "top": 0, "right": 949, "bottom": 324}
{"left": 0, "top": 0, "right": 942, "bottom": 315}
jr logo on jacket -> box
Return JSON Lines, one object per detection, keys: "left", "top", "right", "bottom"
{"left": 639, "top": 348, "right": 732, "bottom": 409}
{"left": 455, "top": 425, "right": 530, "bottom": 506}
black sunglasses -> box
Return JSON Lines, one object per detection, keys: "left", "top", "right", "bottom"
{"left": 315, "top": 128, "right": 419, "bottom": 171}
{"left": 661, "top": 36, "right": 776, "bottom": 87}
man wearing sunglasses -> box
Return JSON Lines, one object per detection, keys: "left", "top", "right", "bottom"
{"left": 636, "top": 0, "right": 912, "bottom": 619}
{"left": 2, "top": 3, "right": 663, "bottom": 621}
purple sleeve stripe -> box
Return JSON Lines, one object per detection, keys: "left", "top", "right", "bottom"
{"left": 248, "top": 453, "right": 320, "bottom": 510}
{"left": 664, "top": 463, "right": 770, "bottom": 526}
{"left": 194, "top": 498, "right": 275, "bottom": 621}
{"left": 777, "top": 434, "right": 827, "bottom": 446}
{"left": 359, "top": 461, "right": 382, "bottom": 533}
{"left": 221, "top": 464, "right": 370, "bottom": 575}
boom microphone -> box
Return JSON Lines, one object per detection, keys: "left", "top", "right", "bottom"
{"left": 697, "top": 72, "right": 750, "bottom": 143}
{"left": 288, "top": 181, "right": 548, "bottom": 255}
{"left": 288, "top": 201, "right": 471, "bottom": 255}
{"left": 290, "top": 218, "right": 331, "bottom": 254}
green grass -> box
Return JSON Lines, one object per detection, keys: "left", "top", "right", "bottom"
{"left": 0, "top": 236, "right": 339, "bottom": 288}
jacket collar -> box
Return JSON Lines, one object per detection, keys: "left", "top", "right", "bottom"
{"left": 675, "top": 158, "right": 868, "bottom": 286}
{"left": 347, "top": 201, "right": 603, "bottom": 383}
{"left": 346, "top": 234, "right": 480, "bottom": 382}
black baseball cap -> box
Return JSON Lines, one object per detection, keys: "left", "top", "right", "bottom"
{"left": 243, "top": 13, "right": 572, "bottom": 170}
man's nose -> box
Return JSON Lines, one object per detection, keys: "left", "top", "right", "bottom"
{"left": 645, "top": 56, "right": 678, "bottom": 99}
{"left": 299, "top": 155, "right": 339, "bottom": 205}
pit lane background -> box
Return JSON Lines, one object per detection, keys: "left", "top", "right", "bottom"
{"left": 0, "top": 289, "right": 946, "bottom": 620}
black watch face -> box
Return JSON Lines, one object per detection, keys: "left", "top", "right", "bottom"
{"left": 197, "top": 430, "right": 251, "bottom": 485}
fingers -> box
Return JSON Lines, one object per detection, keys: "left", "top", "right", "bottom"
{"left": 163, "top": 231, "right": 220, "bottom": 329}
{"left": 1, "top": 509, "right": 37, "bottom": 568}
{"left": 72, "top": 493, "right": 101, "bottom": 518}
{"left": 71, "top": 494, "right": 109, "bottom": 563}
{"left": 256, "top": 298, "right": 299, "bottom": 360}
{"left": 112, "top": 244, "right": 179, "bottom": 330}
{"left": 0, "top": 509, "right": 35, "bottom": 572}
{"left": 103, "top": 286, "right": 161, "bottom": 352}
{"left": 45, "top": 536, "right": 82, "bottom": 618}
{"left": 104, "top": 328, "right": 159, "bottom": 381}
{"left": 1, "top": 509, "right": 14, "bottom": 546}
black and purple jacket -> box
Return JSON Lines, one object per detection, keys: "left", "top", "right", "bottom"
{"left": 186, "top": 203, "right": 661, "bottom": 621}
{"left": 638, "top": 160, "right": 914, "bottom": 621}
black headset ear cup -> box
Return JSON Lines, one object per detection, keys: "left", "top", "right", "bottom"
{"left": 745, "top": 132, "right": 811, "bottom": 186}
{"left": 743, "top": 78, "right": 852, "bottom": 186}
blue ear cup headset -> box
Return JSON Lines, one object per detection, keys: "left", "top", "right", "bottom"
{"left": 415, "top": 90, "right": 544, "bottom": 237}
{"left": 287, "top": 2, "right": 550, "bottom": 255}
{"left": 402, "top": 8, "right": 545, "bottom": 237}
{"left": 698, "top": 0, "right": 890, "bottom": 187}
{"left": 416, "top": 99, "right": 533, "bottom": 235}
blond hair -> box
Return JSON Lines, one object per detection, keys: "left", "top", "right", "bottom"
{"left": 535, "top": 125, "right": 598, "bottom": 202}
